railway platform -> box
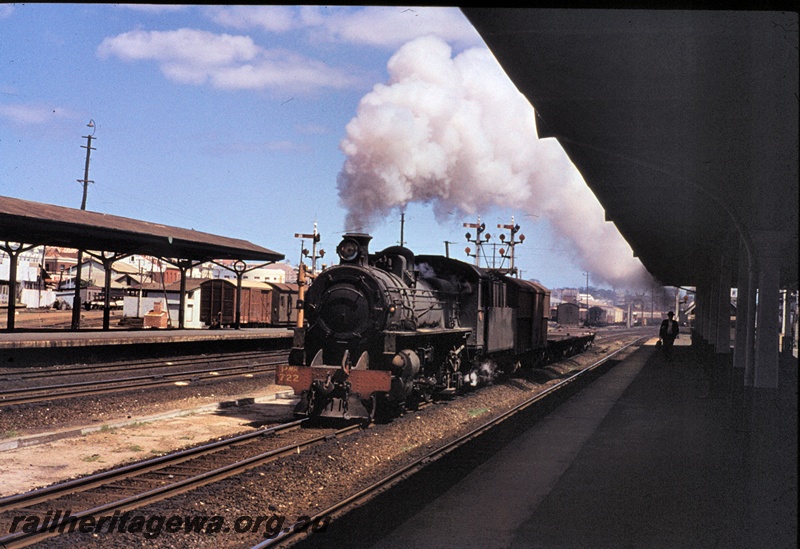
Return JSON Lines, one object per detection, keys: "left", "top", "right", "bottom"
{"left": 299, "top": 339, "right": 797, "bottom": 549}
{"left": 0, "top": 328, "right": 293, "bottom": 367}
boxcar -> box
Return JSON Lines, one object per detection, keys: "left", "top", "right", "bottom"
{"left": 199, "top": 279, "right": 298, "bottom": 327}
{"left": 266, "top": 282, "right": 299, "bottom": 327}
{"left": 556, "top": 302, "right": 581, "bottom": 325}
{"left": 200, "top": 279, "right": 270, "bottom": 327}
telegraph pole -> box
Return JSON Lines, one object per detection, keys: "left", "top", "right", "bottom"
{"left": 399, "top": 212, "right": 405, "bottom": 247}
{"left": 71, "top": 120, "right": 96, "bottom": 329}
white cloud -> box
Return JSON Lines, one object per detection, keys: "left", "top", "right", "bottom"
{"left": 311, "top": 7, "right": 483, "bottom": 49}
{"left": 209, "top": 48, "right": 357, "bottom": 92}
{"left": 97, "top": 28, "right": 359, "bottom": 93}
{"left": 204, "top": 5, "right": 299, "bottom": 33}
{"left": 206, "top": 6, "right": 484, "bottom": 50}
{"left": 116, "top": 4, "right": 187, "bottom": 14}
{"left": 0, "top": 103, "right": 74, "bottom": 125}
{"left": 98, "top": 28, "right": 259, "bottom": 66}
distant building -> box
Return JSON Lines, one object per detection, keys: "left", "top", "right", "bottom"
{"left": 44, "top": 247, "right": 78, "bottom": 278}
{"left": 589, "top": 305, "right": 625, "bottom": 325}
{"left": 208, "top": 260, "right": 290, "bottom": 283}
{"left": 1, "top": 246, "right": 53, "bottom": 308}
{"left": 561, "top": 288, "right": 580, "bottom": 304}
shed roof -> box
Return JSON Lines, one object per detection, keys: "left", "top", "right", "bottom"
{"left": 267, "top": 282, "right": 299, "bottom": 292}
{"left": 0, "top": 195, "right": 284, "bottom": 263}
{"left": 137, "top": 278, "right": 206, "bottom": 292}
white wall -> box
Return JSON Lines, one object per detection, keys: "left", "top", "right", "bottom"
{"left": 0, "top": 251, "right": 43, "bottom": 283}
{"left": 20, "top": 288, "right": 57, "bottom": 308}
{"left": 122, "top": 290, "right": 204, "bottom": 329}
{"left": 213, "top": 265, "right": 286, "bottom": 283}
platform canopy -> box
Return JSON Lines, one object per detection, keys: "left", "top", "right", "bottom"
{"left": 0, "top": 195, "right": 283, "bottom": 263}
{"left": 461, "top": 8, "right": 798, "bottom": 288}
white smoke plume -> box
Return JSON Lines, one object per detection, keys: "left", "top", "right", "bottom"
{"left": 337, "top": 36, "right": 652, "bottom": 289}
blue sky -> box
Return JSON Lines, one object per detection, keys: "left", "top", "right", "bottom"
{"left": 1, "top": 5, "right": 651, "bottom": 291}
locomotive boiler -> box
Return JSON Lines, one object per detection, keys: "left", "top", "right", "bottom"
{"left": 275, "top": 233, "right": 593, "bottom": 421}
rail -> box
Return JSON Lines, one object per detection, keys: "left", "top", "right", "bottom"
{"left": 252, "top": 336, "right": 648, "bottom": 548}
{"left": 0, "top": 420, "right": 364, "bottom": 549}
{"left": 0, "top": 360, "right": 284, "bottom": 407}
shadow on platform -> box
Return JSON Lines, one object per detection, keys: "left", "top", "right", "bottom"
{"left": 290, "top": 342, "right": 797, "bottom": 549}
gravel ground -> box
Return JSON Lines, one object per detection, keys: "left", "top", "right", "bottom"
{"left": 0, "top": 371, "right": 281, "bottom": 438}
{"left": 24, "top": 335, "right": 645, "bottom": 549}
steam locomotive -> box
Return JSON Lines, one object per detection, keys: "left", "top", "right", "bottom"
{"left": 275, "top": 233, "right": 594, "bottom": 421}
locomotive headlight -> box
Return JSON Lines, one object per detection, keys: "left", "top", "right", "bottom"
{"left": 337, "top": 238, "right": 360, "bottom": 261}
{"left": 389, "top": 305, "right": 397, "bottom": 314}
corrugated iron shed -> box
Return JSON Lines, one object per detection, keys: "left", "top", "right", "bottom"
{"left": 0, "top": 195, "right": 283, "bottom": 262}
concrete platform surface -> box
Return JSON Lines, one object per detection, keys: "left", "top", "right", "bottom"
{"left": 0, "top": 327, "right": 292, "bottom": 349}
{"left": 360, "top": 344, "right": 797, "bottom": 549}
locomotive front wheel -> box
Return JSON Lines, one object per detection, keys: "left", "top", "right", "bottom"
{"left": 361, "top": 394, "right": 377, "bottom": 428}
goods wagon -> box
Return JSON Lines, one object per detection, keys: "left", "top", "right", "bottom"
{"left": 200, "top": 279, "right": 298, "bottom": 327}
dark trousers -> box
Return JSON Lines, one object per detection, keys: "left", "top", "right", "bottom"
{"left": 662, "top": 336, "right": 676, "bottom": 359}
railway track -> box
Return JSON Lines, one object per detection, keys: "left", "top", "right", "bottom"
{"left": 592, "top": 326, "right": 659, "bottom": 342}
{"left": 0, "top": 351, "right": 288, "bottom": 407}
{"left": 0, "top": 419, "right": 362, "bottom": 549}
{"left": 0, "top": 333, "right": 648, "bottom": 548}
{"left": 0, "top": 350, "right": 288, "bottom": 383}
{"left": 253, "top": 336, "right": 649, "bottom": 548}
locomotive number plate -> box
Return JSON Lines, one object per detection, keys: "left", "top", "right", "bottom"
{"left": 275, "top": 365, "right": 313, "bottom": 393}
{"left": 275, "top": 364, "right": 391, "bottom": 394}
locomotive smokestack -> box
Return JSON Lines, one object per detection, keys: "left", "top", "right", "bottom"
{"left": 337, "top": 233, "right": 372, "bottom": 266}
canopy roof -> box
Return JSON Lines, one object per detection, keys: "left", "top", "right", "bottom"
{"left": 462, "top": 9, "right": 797, "bottom": 287}
{"left": 0, "top": 195, "right": 284, "bottom": 263}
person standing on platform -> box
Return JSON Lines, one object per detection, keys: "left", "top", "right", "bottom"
{"left": 659, "top": 311, "right": 680, "bottom": 360}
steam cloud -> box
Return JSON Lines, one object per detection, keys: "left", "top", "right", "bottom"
{"left": 337, "top": 36, "right": 652, "bottom": 289}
